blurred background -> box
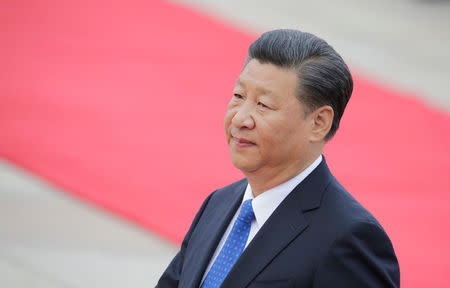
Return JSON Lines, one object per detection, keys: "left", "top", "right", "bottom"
{"left": 1, "top": 0, "right": 449, "bottom": 287}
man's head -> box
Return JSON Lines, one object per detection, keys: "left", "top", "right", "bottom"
{"left": 246, "top": 29, "right": 353, "bottom": 141}
{"left": 224, "top": 29, "right": 353, "bottom": 192}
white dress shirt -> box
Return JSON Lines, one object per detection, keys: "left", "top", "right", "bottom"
{"left": 201, "top": 155, "right": 323, "bottom": 283}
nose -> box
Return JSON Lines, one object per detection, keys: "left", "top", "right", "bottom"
{"left": 231, "top": 103, "right": 255, "bottom": 129}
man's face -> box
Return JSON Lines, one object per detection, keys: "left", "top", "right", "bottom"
{"left": 224, "top": 59, "right": 314, "bottom": 177}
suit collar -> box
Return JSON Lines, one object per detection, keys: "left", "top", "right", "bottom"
{"left": 246, "top": 155, "right": 323, "bottom": 227}
{"left": 221, "top": 158, "right": 333, "bottom": 288}
{"left": 296, "top": 156, "right": 333, "bottom": 211}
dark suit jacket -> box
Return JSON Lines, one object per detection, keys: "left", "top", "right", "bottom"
{"left": 157, "top": 159, "right": 400, "bottom": 287}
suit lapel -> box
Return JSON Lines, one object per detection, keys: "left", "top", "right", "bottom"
{"left": 181, "top": 180, "right": 247, "bottom": 288}
{"left": 221, "top": 159, "right": 333, "bottom": 288}
{"left": 221, "top": 197, "right": 309, "bottom": 288}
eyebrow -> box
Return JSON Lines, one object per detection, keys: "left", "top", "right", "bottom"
{"left": 235, "top": 78, "right": 273, "bottom": 95}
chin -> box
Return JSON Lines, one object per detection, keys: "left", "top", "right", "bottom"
{"left": 230, "top": 156, "right": 258, "bottom": 173}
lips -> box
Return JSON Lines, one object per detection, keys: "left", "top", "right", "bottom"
{"left": 232, "top": 136, "right": 256, "bottom": 147}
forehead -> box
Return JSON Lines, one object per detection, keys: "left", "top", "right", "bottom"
{"left": 235, "top": 59, "right": 298, "bottom": 95}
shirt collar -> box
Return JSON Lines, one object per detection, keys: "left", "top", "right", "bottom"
{"left": 243, "top": 155, "right": 323, "bottom": 228}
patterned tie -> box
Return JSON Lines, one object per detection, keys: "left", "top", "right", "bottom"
{"left": 201, "top": 199, "right": 255, "bottom": 288}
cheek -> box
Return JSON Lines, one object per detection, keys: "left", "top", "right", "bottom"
{"left": 224, "top": 109, "right": 234, "bottom": 132}
{"left": 256, "top": 122, "right": 280, "bottom": 149}
{"left": 259, "top": 119, "right": 298, "bottom": 150}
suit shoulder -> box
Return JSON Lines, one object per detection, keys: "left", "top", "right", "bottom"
{"left": 320, "top": 177, "right": 384, "bottom": 231}
{"left": 313, "top": 180, "right": 400, "bottom": 287}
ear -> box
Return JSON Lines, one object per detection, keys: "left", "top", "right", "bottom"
{"left": 309, "top": 105, "right": 334, "bottom": 142}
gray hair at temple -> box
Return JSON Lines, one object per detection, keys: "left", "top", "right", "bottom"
{"left": 246, "top": 29, "right": 353, "bottom": 141}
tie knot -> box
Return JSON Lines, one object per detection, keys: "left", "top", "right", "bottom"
{"left": 238, "top": 199, "right": 255, "bottom": 224}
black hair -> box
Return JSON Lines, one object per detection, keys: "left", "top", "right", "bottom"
{"left": 247, "top": 29, "right": 353, "bottom": 140}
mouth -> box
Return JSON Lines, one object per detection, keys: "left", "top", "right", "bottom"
{"left": 232, "top": 136, "right": 256, "bottom": 147}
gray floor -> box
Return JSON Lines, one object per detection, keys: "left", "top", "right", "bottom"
{"left": 2, "top": 0, "right": 450, "bottom": 287}
{"left": 0, "top": 159, "right": 177, "bottom": 287}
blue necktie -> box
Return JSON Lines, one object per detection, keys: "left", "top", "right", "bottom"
{"left": 201, "top": 199, "right": 255, "bottom": 288}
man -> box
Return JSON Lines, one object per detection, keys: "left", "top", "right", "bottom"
{"left": 157, "top": 29, "right": 400, "bottom": 288}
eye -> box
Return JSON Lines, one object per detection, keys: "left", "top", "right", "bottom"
{"left": 257, "top": 102, "right": 269, "bottom": 109}
{"left": 233, "top": 93, "right": 243, "bottom": 99}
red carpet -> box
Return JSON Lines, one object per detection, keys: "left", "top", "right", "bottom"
{"left": 1, "top": 1, "right": 449, "bottom": 287}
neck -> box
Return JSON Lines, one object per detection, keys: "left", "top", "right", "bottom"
{"left": 245, "top": 151, "right": 322, "bottom": 197}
